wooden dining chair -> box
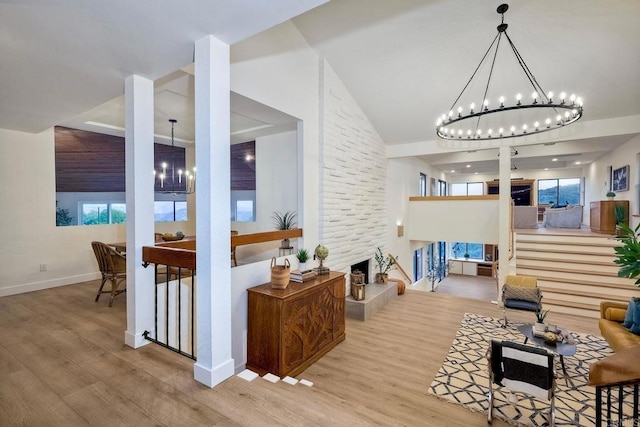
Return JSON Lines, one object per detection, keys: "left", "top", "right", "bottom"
{"left": 91, "top": 241, "right": 127, "bottom": 307}
{"left": 231, "top": 230, "right": 239, "bottom": 267}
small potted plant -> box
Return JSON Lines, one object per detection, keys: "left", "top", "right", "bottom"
{"left": 463, "top": 253, "right": 470, "bottom": 259}
{"left": 606, "top": 191, "right": 616, "bottom": 200}
{"left": 272, "top": 210, "right": 297, "bottom": 248}
{"left": 296, "top": 249, "right": 309, "bottom": 271}
{"left": 534, "top": 308, "right": 550, "bottom": 333}
{"left": 374, "top": 247, "right": 395, "bottom": 283}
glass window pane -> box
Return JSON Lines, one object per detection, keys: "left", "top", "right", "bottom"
{"left": 175, "top": 202, "right": 187, "bottom": 221}
{"left": 236, "top": 200, "right": 254, "bottom": 222}
{"left": 450, "top": 183, "right": 467, "bottom": 196}
{"left": 468, "top": 182, "right": 483, "bottom": 195}
{"left": 451, "top": 242, "right": 465, "bottom": 258}
{"left": 538, "top": 179, "right": 558, "bottom": 204}
{"left": 82, "top": 203, "right": 108, "bottom": 225}
{"left": 110, "top": 203, "right": 126, "bottom": 224}
{"left": 154, "top": 201, "right": 175, "bottom": 222}
{"left": 467, "top": 243, "right": 483, "bottom": 259}
{"left": 558, "top": 178, "right": 581, "bottom": 205}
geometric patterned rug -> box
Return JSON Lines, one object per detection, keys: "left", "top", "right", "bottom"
{"left": 427, "top": 313, "right": 618, "bottom": 426}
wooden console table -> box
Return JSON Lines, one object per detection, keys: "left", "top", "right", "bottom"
{"left": 590, "top": 200, "right": 629, "bottom": 234}
{"left": 247, "top": 271, "right": 345, "bottom": 377}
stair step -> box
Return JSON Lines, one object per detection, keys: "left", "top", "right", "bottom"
{"left": 517, "top": 255, "right": 615, "bottom": 267}
{"left": 516, "top": 263, "right": 619, "bottom": 276}
{"left": 544, "top": 297, "right": 599, "bottom": 311}
{"left": 536, "top": 275, "right": 637, "bottom": 290}
{"left": 516, "top": 246, "right": 617, "bottom": 256}
{"left": 539, "top": 287, "right": 630, "bottom": 302}
{"left": 516, "top": 267, "right": 633, "bottom": 286}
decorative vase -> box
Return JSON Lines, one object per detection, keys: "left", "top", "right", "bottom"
{"left": 375, "top": 273, "right": 388, "bottom": 284}
{"left": 281, "top": 238, "right": 290, "bottom": 248}
{"left": 534, "top": 322, "right": 546, "bottom": 333}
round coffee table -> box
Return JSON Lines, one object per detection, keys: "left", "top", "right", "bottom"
{"left": 517, "top": 323, "right": 577, "bottom": 385}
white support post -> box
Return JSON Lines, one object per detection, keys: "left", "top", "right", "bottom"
{"left": 497, "top": 144, "right": 512, "bottom": 301}
{"left": 124, "top": 75, "right": 156, "bottom": 348}
{"left": 193, "top": 35, "right": 234, "bottom": 387}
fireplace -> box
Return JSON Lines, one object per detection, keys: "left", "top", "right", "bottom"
{"left": 351, "top": 259, "right": 370, "bottom": 284}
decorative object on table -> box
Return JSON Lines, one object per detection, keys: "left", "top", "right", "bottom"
{"left": 351, "top": 282, "right": 365, "bottom": 301}
{"left": 272, "top": 210, "right": 297, "bottom": 249}
{"left": 613, "top": 223, "right": 640, "bottom": 285}
{"left": 463, "top": 253, "right": 470, "bottom": 259}
{"left": 314, "top": 244, "right": 330, "bottom": 275}
{"left": 374, "top": 247, "right": 394, "bottom": 283}
{"left": 270, "top": 257, "right": 291, "bottom": 289}
{"left": 155, "top": 119, "right": 196, "bottom": 194}
{"left": 542, "top": 331, "right": 558, "bottom": 345}
{"left": 290, "top": 269, "right": 317, "bottom": 283}
{"left": 295, "top": 248, "right": 309, "bottom": 271}
{"left": 606, "top": 191, "right": 616, "bottom": 200}
{"left": 161, "top": 232, "right": 185, "bottom": 241}
{"left": 534, "top": 307, "right": 550, "bottom": 333}
{"left": 435, "top": 3, "right": 583, "bottom": 142}
{"left": 612, "top": 165, "right": 629, "bottom": 192}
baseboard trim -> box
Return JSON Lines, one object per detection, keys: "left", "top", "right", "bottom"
{"left": 0, "top": 272, "right": 100, "bottom": 297}
{"left": 194, "top": 358, "right": 235, "bottom": 388}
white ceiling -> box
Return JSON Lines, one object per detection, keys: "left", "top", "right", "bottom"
{"left": 292, "top": 0, "right": 640, "bottom": 173}
{"left": 2, "top": 0, "right": 640, "bottom": 174}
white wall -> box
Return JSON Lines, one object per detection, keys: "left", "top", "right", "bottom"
{"left": 585, "top": 135, "right": 640, "bottom": 228}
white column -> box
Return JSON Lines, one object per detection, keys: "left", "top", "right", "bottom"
{"left": 124, "top": 75, "right": 156, "bottom": 348}
{"left": 497, "top": 144, "right": 512, "bottom": 300}
{"left": 193, "top": 35, "right": 234, "bottom": 387}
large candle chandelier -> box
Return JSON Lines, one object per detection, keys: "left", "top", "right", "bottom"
{"left": 155, "top": 119, "right": 195, "bottom": 194}
{"left": 435, "top": 4, "right": 583, "bottom": 141}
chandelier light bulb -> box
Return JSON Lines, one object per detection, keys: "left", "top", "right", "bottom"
{"left": 448, "top": 110, "right": 453, "bottom": 118}
{"left": 476, "top": 129, "right": 482, "bottom": 137}
{"left": 458, "top": 129, "right": 463, "bottom": 137}
{"left": 570, "top": 94, "right": 576, "bottom": 104}
{"left": 532, "top": 92, "right": 538, "bottom": 104}
{"left": 488, "top": 129, "right": 493, "bottom": 137}
{"left": 437, "top": 118, "right": 442, "bottom": 126}
{"left": 467, "top": 130, "right": 472, "bottom": 138}
{"left": 547, "top": 91, "right": 554, "bottom": 103}
{"left": 483, "top": 99, "right": 489, "bottom": 111}
{"left": 510, "top": 126, "right": 516, "bottom": 135}
{"left": 499, "top": 96, "right": 505, "bottom": 107}
{"left": 577, "top": 97, "right": 583, "bottom": 106}
{"left": 499, "top": 127, "right": 504, "bottom": 136}
{"left": 556, "top": 114, "right": 562, "bottom": 124}
{"left": 560, "top": 92, "right": 566, "bottom": 103}
{"left": 516, "top": 93, "right": 522, "bottom": 105}
{"left": 545, "top": 118, "right": 551, "bottom": 128}
{"left": 522, "top": 124, "right": 528, "bottom": 133}
{"left": 470, "top": 103, "right": 475, "bottom": 114}
{"left": 458, "top": 106, "right": 463, "bottom": 117}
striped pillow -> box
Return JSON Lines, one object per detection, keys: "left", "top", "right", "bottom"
{"left": 503, "top": 285, "right": 541, "bottom": 303}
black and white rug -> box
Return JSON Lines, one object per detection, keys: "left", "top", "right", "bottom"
{"left": 427, "top": 313, "right": 621, "bottom": 426}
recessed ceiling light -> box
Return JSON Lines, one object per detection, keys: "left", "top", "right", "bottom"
{"left": 544, "top": 168, "right": 549, "bottom": 171}
{"left": 466, "top": 164, "right": 471, "bottom": 168}
{"left": 475, "top": 172, "right": 479, "bottom": 175}
{"left": 451, "top": 170, "right": 455, "bottom": 173}
{"left": 575, "top": 161, "right": 581, "bottom": 165}
{"left": 552, "top": 158, "right": 558, "bottom": 162}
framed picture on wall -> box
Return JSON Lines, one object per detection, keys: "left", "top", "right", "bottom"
{"left": 612, "top": 165, "right": 629, "bottom": 192}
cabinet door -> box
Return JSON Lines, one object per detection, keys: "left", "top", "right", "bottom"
{"left": 282, "top": 284, "right": 335, "bottom": 374}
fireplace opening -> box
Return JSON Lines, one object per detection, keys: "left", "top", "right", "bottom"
{"left": 351, "top": 260, "right": 369, "bottom": 284}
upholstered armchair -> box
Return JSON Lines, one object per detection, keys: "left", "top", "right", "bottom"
{"left": 543, "top": 205, "right": 583, "bottom": 228}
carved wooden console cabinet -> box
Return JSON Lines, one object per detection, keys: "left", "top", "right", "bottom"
{"left": 247, "top": 271, "right": 346, "bottom": 377}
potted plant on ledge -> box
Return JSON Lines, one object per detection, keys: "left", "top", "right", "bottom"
{"left": 272, "top": 210, "right": 297, "bottom": 248}
{"left": 374, "top": 247, "right": 395, "bottom": 284}
{"left": 606, "top": 191, "right": 616, "bottom": 201}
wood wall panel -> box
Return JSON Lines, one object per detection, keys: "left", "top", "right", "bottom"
{"left": 56, "top": 127, "right": 255, "bottom": 193}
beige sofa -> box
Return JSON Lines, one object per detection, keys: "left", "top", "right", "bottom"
{"left": 513, "top": 206, "right": 539, "bottom": 229}
{"left": 543, "top": 204, "right": 583, "bottom": 228}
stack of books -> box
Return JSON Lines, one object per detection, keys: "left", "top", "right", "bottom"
{"left": 290, "top": 269, "right": 317, "bottom": 283}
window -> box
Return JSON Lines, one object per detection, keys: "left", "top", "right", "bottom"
{"left": 413, "top": 247, "right": 424, "bottom": 282}
{"left": 419, "top": 173, "right": 427, "bottom": 197}
{"left": 236, "top": 200, "right": 255, "bottom": 221}
{"left": 450, "top": 182, "right": 483, "bottom": 196}
{"left": 81, "top": 203, "right": 126, "bottom": 225}
{"left": 451, "top": 242, "right": 483, "bottom": 260}
{"left": 154, "top": 201, "right": 187, "bottom": 222}
{"left": 438, "top": 179, "right": 447, "bottom": 196}
{"left": 538, "top": 178, "right": 581, "bottom": 205}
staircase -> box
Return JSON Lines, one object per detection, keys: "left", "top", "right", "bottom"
{"left": 515, "top": 230, "right": 638, "bottom": 318}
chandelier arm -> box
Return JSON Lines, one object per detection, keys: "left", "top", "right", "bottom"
{"left": 447, "top": 32, "right": 500, "bottom": 112}
{"left": 475, "top": 32, "right": 504, "bottom": 132}
{"left": 503, "top": 32, "right": 550, "bottom": 104}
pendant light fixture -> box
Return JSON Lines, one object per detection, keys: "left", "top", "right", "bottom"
{"left": 155, "top": 119, "right": 195, "bottom": 194}
{"left": 435, "top": 4, "right": 583, "bottom": 141}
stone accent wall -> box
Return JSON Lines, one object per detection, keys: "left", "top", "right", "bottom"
{"left": 319, "top": 62, "right": 387, "bottom": 285}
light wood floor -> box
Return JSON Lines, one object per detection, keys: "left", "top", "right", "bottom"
{"left": 0, "top": 279, "right": 601, "bottom": 426}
